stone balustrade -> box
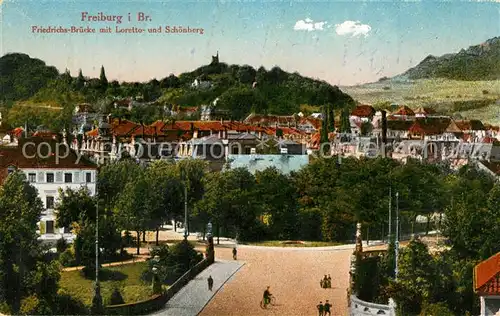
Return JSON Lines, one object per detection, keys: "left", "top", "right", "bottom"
{"left": 350, "top": 295, "right": 396, "bottom": 316}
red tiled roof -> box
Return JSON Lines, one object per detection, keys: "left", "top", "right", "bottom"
{"left": 393, "top": 106, "right": 415, "bottom": 116}
{"left": 351, "top": 105, "right": 375, "bottom": 118}
{"left": 32, "top": 131, "right": 59, "bottom": 139}
{"left": 0, "top": 140, "right": 96, "bottom": 173}
{"left": 414, "top": 107, "right": 436, "bottom": 115}
{"left": 482, "top": 136, "right": 496, "bottom": 143}
{"left": 244, "top": 114, "right": 296, "bottom": 125}
{"left": 455, "top": 120, "right": 486, "bottom": 131}
{"left": 387, "top": 120, "right": 414, "bottom": 131}
{"left": 299, "top": 118, "right": 322, "bottom": 129}
{"left": 474, "top": 252, "right": 500, "bottom": 295}
{"left": 11, "top": 127, "right": 24, "bottom": 138}
{"left": 408, "top": 118, "right": 451, "bottom": 135}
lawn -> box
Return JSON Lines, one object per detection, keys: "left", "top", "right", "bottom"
{"left": 243, "top": 240, "right": 342, "bottom": 247}
{"left": 59, "top": 262, "right": 155, "bottom": 306}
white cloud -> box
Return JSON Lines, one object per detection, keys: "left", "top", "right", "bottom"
{"left": 294, "top": 18, "right": 327, "bottom": 32}
{"left": 334, "top": 20, "right": 371, "bottom": 37}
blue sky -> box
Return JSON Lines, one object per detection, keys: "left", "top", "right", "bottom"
{"left": 1, "top": 0, "right": 499, "bottom": 86}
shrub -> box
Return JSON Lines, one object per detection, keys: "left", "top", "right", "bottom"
{"left": 0, "top": 301, "right": 11, "bottom": 315}
{"left": 108, "top": 287, "right": 125, "bottom": 306}
{"left": 56, "top": 237, "right": 68, "bottom": 253}
{"left": 55, "top": 291, "right": 88, "bottom": 315}
{"left": 19, "top": 295, "right": 52, "bottom": 315}
{"left": 59, "top": 248, "right": 75, "bottom": 267}
{"left": 482, "top": 89, "right": 489, "bottom": 95}
{"left": 121, "top": 285, "right": 152, "bottom": 303}
{"left": 419, "top": 302, "right": 455, "bottom": 316}
{"left": 122, "top": 230, "right": 134, "bottom": 247}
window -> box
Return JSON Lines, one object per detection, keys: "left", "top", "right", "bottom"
{"left": 64, "top": 173, "right": 72, "bottom": 183}
{"left": 244, "top": 147, "right": 251, "bottom": 154}
{"left": 231, "top": 146, "right": 239, "bottom": 154}
{"left": 86, "top": 172, "right": 92, "bottom": 183}
{"left": 46, "top": 196, "right": 55, "bottom": 209}
{"left": 28, "top": 173, "right": 36, "bottom": 182}
{"left": 63, "top": 226, "right": 71, "bottom": 234}
{"left": 46, "top": 173, "right": 54, "bottom": 183}
{"left": 46, "top": 221, "right": 54, "bottom": 234}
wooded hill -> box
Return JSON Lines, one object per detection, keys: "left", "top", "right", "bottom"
{"left": 0, "top": 53, "right": 355, "bottom": 130}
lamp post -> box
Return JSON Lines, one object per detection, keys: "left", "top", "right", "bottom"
{"left": 183, "top": 184, "right": 188, "bottom": 240}
{"left": 207, "top": 221, "right": 213, "bottom": 238}
{"left": 151, "top": 255, "right": 161, "bottom": 294}
{"left": 395, "top": 191, "right": 400, "bottom": 280}
{"left": 91, "top": 188, "right": 103, "bottom": 315}
{"left": 181, "top": 169, "right": 188, "bottom": 240}
{"left": 206, "top": 221, "right": 214, "bottom": 263}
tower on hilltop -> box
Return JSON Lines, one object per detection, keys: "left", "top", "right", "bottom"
{"left": 211, "top": 51, "right": 219, "bottom": 65}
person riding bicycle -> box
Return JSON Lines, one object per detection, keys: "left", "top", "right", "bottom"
{"left": 263, "top": 286, "right": 272, "bottom": 306}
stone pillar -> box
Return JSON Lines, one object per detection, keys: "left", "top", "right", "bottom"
{"left": 389, "top": 298, "right": 397, "bottom": 316}
{"left": 355, "top": 222, "right": 363, "bottom": 253}
{"left": 350, "top": 222, "right": 363, "bottom": 296}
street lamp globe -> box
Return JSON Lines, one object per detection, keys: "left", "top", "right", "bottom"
{"left": 207, "top": 222, "right": 213, "bottom": 238}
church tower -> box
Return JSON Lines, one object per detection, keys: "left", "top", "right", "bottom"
{"left": 211, "top": 51, "right": 219, "bottom": 65}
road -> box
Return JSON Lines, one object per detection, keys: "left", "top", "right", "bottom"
{"left": 199, "top": 245, "right": 351, "bottom": 316}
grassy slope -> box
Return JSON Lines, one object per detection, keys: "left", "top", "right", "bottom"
{"left": 59, "top": 262, "right": 152, "bottom": 306}
{"left": 342, "top": 79, "right": 500, "bottom": 124}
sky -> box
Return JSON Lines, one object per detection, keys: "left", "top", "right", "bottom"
{"left": 1, "top": 0, "right": 499, "bottom": 86}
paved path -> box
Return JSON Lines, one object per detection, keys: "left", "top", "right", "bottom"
{"left": 200, "top": 247, "right": 351, "bottom": 316}
{"left": 62, "top": 255, "right": 149, "bottom": 272}
{"left": 151, "top": 260, "right": 244, "bottom": 316}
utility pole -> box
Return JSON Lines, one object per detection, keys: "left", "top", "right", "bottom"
{"left": 395, "top": 191, "right": 400, "bottom": 280}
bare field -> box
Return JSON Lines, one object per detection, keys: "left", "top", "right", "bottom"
{"left": 342, "top": 79, "right": 500, "bottom": 125}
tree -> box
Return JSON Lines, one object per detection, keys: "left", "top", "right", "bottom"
{"left": 55, "top": 187, "right": 96, "bottom": 229}
{"left": 340, "top": 108, "right": 351, "bottom": 134}
{"left": 255, "top": 167, "right": 299, "bottom": 239}
{"left": 114, "top": 170, "right": 157, "bottom": 255}
{"left": 328, "top": 106, "right": 335, "bottom": 133}
{"left": 75, "top": 69, "right": 85, "bottom": 90}
{"left": 217, "top": 86, "right": 267, "bottom": 120}
{"left": 320, "top": 105, "right": 329, "bottom": 143}
{"left": 97, "top": 160, "right": 142, "bottom": 209}
{"left": 199, "top": 168, "right": 259, "bottom": 242}
{"left": 99, "top": 65, "right": 108, "bottom": 93}
{"left": 146, "top": 161, "right": 184, "bottom": 245}
{"left": 0, "top": 172, "right": 59, "bottom": 314}
{"left": 389, "top": 239, "right": 435, "bottom": 315}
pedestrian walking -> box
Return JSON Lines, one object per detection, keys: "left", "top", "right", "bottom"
{"left": 327, "top": 274, "right": 332, "bottom": 288}
{"left": 324, "top": 300, "right": 332, "bottom": 316}
{"left": 317, "top": 301, "right": 324, "bottom": 316}
{"left": 232, "top": 247, "right": 237, "bottom": 260}
{"left": 207, "top": 275, "right": 214, "bottom": 291}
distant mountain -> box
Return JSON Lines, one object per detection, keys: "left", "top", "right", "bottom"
{"left": 396, "top": 37, "right": 500, "bottom": 81}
